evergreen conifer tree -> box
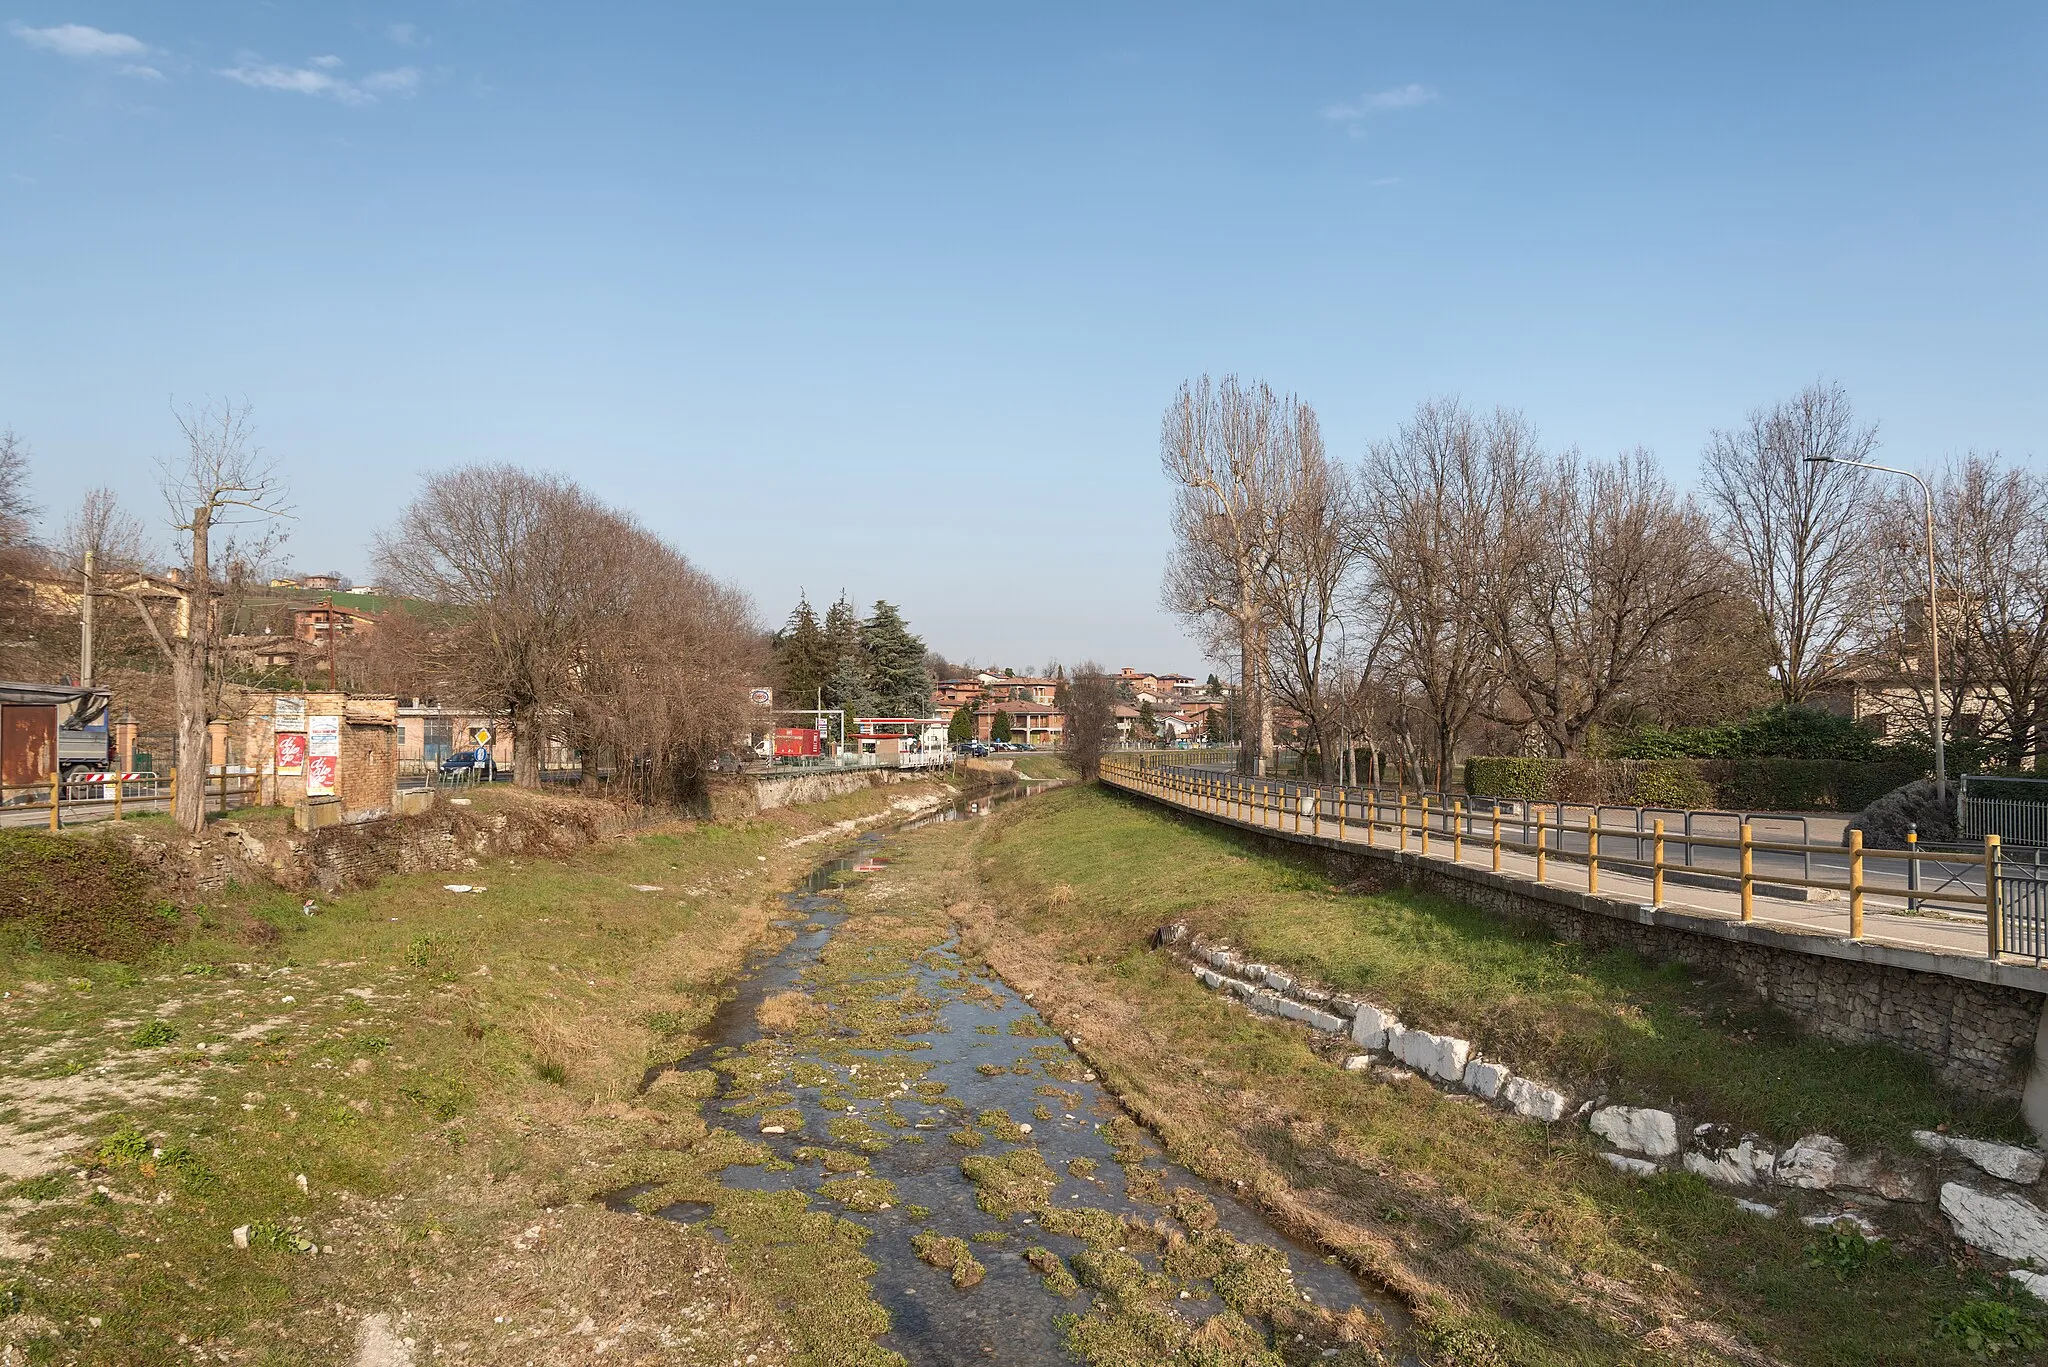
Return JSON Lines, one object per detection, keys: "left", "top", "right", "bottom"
{"left": 775, "top": 595, "right": 830, "bottom": 710}
{"left": 820, "top": 594, "right": 864, "bottom": 709}
{"left": 947, "top": 705, "right": 977, "bottom": 743}
{"left": 990, "top": 709, "right": 1013, "bottom": 743}
{"left": 859, "top": 600, "right": 931, "bottom": 716}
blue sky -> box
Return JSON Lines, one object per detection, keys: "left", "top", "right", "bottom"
{"left": 3, "top": 4, "right": 2043, "bottom": 676}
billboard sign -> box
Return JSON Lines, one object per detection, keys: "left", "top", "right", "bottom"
{"left": 274, "top": 695, "right": 307, "bottom": 732}
{"left": 274, "top": 731, "right": 307, "bottom": 777}
{"left": 749, "top": 687, "right": 773, "bottom": 708}
{"left": 306, "top": 715, "right": 341, "bottom": 798}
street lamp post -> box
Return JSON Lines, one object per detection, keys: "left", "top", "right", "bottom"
{"left": 1807, "top": 455, "right": 1946, "bottom": 795}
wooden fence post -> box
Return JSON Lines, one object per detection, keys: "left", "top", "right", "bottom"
{"left": 1490, "top": 810, "right": 1501, "bottom": 873}
{"left": 48, "top": 772, "right": 60, "bottom": 832}
{"left": 1366, "top": 791, "right": 1376, "bottom": 848}
{"left": 1399, "top": 795, "right": 1409, "bottom": 852}
{"left": 1985, "top": 835, "right": 2003, "bottom": 960}
{"left": 1739, "top": 823, "right": 1754, "bottom": 921}
{"left": 1419, "top": 797, "right": 1431, "bottom": 857}
{"left": 1651, "top": 818, "right": 1665, "bottom": 906}
{"left": 1848, "top": 829, "right": 1865, "bottom": 940}
{"left": 1453, "top": 801, "right": 1465, "bottom": 863}
{"left": 1534, "top": 811, "right": 1547, "bottom": 881}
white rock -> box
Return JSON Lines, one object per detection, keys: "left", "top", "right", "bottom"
{"left": 1349, "top": 1003, "right": 1399, "bottom": 1052}
{"left": 1598, "top": 1152, "right": 1659, "bottom": 1177}
{"left": 1461, "top": 1060, "right": 1509, "bottom": 1100}
{"left": 1305, "top": 1009, "right": 1347, "bottom": 1034}
{"left": 2010, "top": 1269, "right": 2048, "bottom": 1301}
{"left": 1734, "top": 1199, "right": 1779, "bottom": 1218}
{"left": 232, "top": 1224, "right": 251, "bottom": 1249}
{"left": 1263, "top": 971, "right": 1293, "bottom": 993}
{"left": 1341, "top": 1054, "right": 1374, "bottom": 1071}
{"left": 1391, "top": 1027, "right": 1472, "bottom": 1084}
{"left": 1913, "top": 1130, "right": 2046, "bottom": 1185}
{"left": 1941, "top": 1183, "right": 2048, "bottom": 1264}
{"left": 1683, "top": 1139, "right": 1775, "bottom": 1187}
{"left": 1590, "top": 1106, "right": 1680, "bottom": 1159}
{"left": 1776, "top": 1134, "right": 1849, "bottom": 1190}
{"left": 1199, "top": 969, "right": 1223, "bottom": 989}
{"left": 1500, "top": 1077, "right": 1570, "bottom": 1123}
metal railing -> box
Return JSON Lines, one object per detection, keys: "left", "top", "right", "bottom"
{"left": 1960, "top": 774, "right": 2048, "bottom": 847}
{"left": 1103, "top": 755, "right": 2038, "bottom": 963}
{"left": 0, "top": 768, "right": 265, "bottom": 830}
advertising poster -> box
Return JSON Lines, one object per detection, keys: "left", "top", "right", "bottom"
{"left": 274, "top": 731, "right": 307, "bottom": 777}
{"left": 274, "top": 695, "right": 307, "bottom": 731}
{"left": 306, "top": 715, "right": 341, "bottom": 798}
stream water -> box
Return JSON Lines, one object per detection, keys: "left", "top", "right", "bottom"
{"left": 635, "top": 786, "right": 1408, "bottom": 1365}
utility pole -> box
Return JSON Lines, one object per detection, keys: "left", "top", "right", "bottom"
{"left": 1808, "top": 454, "right": 1948, "bottom": 795}
{"left": 325, "top": 594, "right": 339, "bottom": 691}
{"left": 79, "top": 548, "right": 95, "bottom": 686}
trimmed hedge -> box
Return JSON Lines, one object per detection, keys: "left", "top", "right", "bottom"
{"left": 1462, "top": 756, "right": 1925, "bottom": 813}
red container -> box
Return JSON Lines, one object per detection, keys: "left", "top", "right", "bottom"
{"left": 772, "top": 727, "right": 822, "bottom": 758}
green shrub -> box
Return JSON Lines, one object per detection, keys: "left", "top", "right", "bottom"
{"left": 1933, "top": 1296, "right": 2046, "bottom": 1356}
{"left": 0, "top": 832, "right": 179, "bottom": 961}
{"left": 1462, "top": 755, "right": 1924, "bottom": 812}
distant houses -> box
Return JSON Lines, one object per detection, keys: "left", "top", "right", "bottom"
{"left": 931, "top": 666, "right": 1231, "bottom": 746}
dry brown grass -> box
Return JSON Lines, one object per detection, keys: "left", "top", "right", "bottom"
{"left": 755, "top": 990, "right": 813, "bottom": 1034}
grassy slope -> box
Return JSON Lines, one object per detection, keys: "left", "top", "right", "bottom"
{"left": 958, "top": 784, "right": 2041, "bottom": 1367}
{"left": 0, "top": 782, "right": 955, "bottom": 1366}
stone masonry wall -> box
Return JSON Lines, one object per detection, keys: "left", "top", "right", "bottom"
{"left": 1116, "top": 785, "right": 2045, "bottom": 1100}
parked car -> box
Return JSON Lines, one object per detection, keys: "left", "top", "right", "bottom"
{"left": 440, "top": 751, "right": 496, "bottom": 779}
{"left": 956, "top": 741, "right": 989, "bottom": 757}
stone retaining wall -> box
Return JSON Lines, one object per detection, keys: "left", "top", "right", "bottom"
{"left": 1111, "top": 781, "right": 2048, "bottom": 1107}
{"left": 112, "top": 791, "right": 626, "bottom": 895}
{"left": 1158, "top": 921, "right": 2048, "bottom": 1292}
{"left": 712, "top": 767, "right": 931, "bottom": 818}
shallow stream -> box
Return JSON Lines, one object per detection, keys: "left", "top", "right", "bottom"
{"left": 637, "top": 789, "right": 1408, "bottom": 1365}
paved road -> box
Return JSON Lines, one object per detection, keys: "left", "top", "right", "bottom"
{"left": 1177, "top": 768, "right": 2002, "bottom": 910}
{"left": 1137, "top": 766, "right": 2044, "bottom": 963}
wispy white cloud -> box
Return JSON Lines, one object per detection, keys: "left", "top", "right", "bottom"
{"left": 1368, "top": 176, "right": 1403, "bottom": 188}
{"left": 360, "top": 67, "right": 418, "bottom": 95}
{"left": 11, "top": 21, "right": 147, "bottom": 59}
{"left": 386, "top": 22, "right": 419, "bottom": 46}
{"left": 1323, "top": 83, "right": 1438, "bottom": 121}
{"left": 216, "top": 59, "right": 421, "bottom": 105}
{"left": 1322, "top": 84, "right": 1439, "bottom": 138}
{"left": 119, "top": 62, "right": 164, "bottom": 81}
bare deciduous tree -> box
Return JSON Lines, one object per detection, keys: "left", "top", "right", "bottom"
{"left": 60, "top": 487, "right": 151, "bottom": 577}
{"left": 1476, "top": 448, "right": 1731, "bottom": 757}
{"left": 1263, "top": 434, "right": 1358, "bottom": 779}
{"left": 0, "top": 430, "right": 37, "bottom": 548}
{"left": 1057, "top": 661, "right": 1117, "bottom": 781}
{"left": 1161, "top": 375, "right": 1318, "bottom": 775}
{"left": 128, "top": 399, "right": 291, "bottom": 833}
{"left": 1866, "top": 454, "right": 2048, "bottom": 771}
{"left": 378, "top": 465, "right": 764, "bottom": 805}
{"left": 1353, "top": 399, "right": 1520, "bottom": 784}
{"left": 1701, "top": 382, "right": 1874, "bottom": 703}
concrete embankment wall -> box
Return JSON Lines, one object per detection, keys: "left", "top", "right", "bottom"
{"left": 1104, "top": 776, "right": 2048, "bottom": 1129}
{"left": 713, "top": 766, "right": 939, "bottom": 818}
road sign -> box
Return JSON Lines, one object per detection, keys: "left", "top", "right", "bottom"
{"left": 469, "top": 725, "right": 493, "bottom": 746}
{"left": 749, "top": 688, "right": 773, "bottom": 707}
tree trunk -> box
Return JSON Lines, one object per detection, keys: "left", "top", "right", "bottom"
{"left": 512, "top": 703, "right": 542, "bottom": 788}
{"left": 172, "top": 640, "right": 209, "bottom": 832}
